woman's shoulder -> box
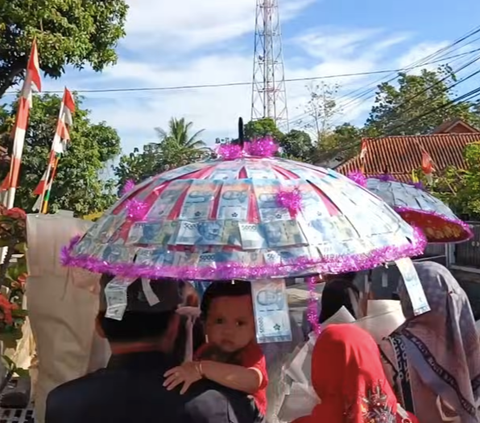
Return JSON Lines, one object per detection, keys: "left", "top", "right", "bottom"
{"left": 378, "top": 336, "right": 398, "bottom": 370}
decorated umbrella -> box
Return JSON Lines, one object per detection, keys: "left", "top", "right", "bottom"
{"left": 61, "top": 142, "right": 426, "bottom": 282}
{"left": 348, "top": 171, "right": 472, "bottom": 244}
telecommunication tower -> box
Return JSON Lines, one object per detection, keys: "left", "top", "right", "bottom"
{"left": 251, "top": 0, "right": 289, "bottom": 128}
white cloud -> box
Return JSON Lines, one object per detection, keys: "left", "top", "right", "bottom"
{"left": 36, "top": 1, "right": 456, "bottom": 155}
{"left": 396, "top": 41, "right": 450, "bottom": 73}
{"left": 123, "top": 0, "right": 315, "bottom": 52}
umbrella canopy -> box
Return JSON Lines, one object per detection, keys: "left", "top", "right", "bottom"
{"left": 62, "top": 156, "right": 426, "bottom": 281}
{"left": 364, "top": 177, "right": 472, "bottom": 244}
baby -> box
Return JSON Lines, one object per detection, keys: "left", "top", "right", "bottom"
{"left": 164, "top": 280, "right": 268, "bottom": 416}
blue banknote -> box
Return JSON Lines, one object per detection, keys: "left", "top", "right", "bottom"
{"left": 217, "top": 182, "right": 250, "bottom": 220}
{"left": 396, "top": 258, "right": 430, "bottom": 316}
{"left": 251, "top": 279, "right": 292, "bottom": 344}
{"left": 175, "top": 221, "right": 241, "bottom": 246}
{"left": 179, "top": 181, "right": 220, "bottom": 220}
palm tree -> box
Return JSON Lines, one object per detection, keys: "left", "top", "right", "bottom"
{"left": 153, "top": 118, "right": 212, "bottom": 168}
{"left": 155, "top": 118, "right": 207, "bottom": 150}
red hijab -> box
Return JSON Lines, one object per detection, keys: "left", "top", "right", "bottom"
{"left": 294, "top": 324, "right": 399, "bottom": 423}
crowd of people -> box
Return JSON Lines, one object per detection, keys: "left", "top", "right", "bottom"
{"left": 42, "top": 261, "right": 480, "bottom": 423}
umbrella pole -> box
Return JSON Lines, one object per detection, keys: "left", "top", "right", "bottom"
{"left": 238, "top": 117, "right": 244, "bottom": 149}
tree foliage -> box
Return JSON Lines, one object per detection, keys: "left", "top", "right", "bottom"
{"left": 114, "top": 118, "right": 211, "bottom": 187}
{"left": 244, "top": 118, "right": 284, "bottom": 141}
{"left": 279, "top": 129, "right": 313, "bottom": 162}
{"left": 428, "top": 143, "right": 480, "bottom": 220}
{"left": 304, "top": 82, "right": 340, "bottom": 139}
{"left": 364, "top": 66, "right": 480, "bottom": 136}
{"left": 0, "top": 94, "right": 121, "bottom": 215}
{"left": 313, "top": 123, "right": 363, "bottom": 164}
{"left": 0, "top": 0, "right": 128, "bottom": 97}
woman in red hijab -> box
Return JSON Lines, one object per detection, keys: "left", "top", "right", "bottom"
{"left": 294, "top": 324, "right": 417, "bottom": 423}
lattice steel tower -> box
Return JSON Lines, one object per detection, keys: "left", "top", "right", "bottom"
{"left": 251, "top": 0, "right": 289, "bottom": 127}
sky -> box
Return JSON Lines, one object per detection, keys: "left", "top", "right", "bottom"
{"left": 6, "top": 0, "right": 480, "bottom": 156}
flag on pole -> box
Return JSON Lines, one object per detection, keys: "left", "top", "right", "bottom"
{"left": 421, "top": 151, "right": 434, "bottom": 184}
{"left": 411, "top": 169, "right": 419, "bottom": 183}
{"left": 32, "top": 88, "right": 75, "bottom": 212}
{"left": 360, "top": 139, "right": 368, "bottom": 160}
{"left": 359, "top": 139, "right": 368, "bottom": 172}
{"left": 1, "top": 40, "right": 42, "bottom": 208}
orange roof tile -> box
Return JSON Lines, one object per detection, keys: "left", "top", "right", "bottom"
{"left": 336, "top": 133, "right": 480, "bottom": 181}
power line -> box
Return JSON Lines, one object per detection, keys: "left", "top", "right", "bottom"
{"left": 282, "top": 45, "right": 480, "bottom": 130}
{"left": 2, "top": 49, "right": 480, "bottom": 97}
{"left": 314, "top": 83, "right": 480, "bottom": 164}
{"left": 281, "top": 24, "right": 480, "bottom": 129}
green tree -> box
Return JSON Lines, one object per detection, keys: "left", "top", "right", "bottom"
{"left": 0, "top": 94, "right": 121, "bottom": 215}
{"left": 115, "top": 118, "right": 211, "bottom": 186}
{"left": 280, "top": 129, "right": 314, "bottom": 162}
{"left": 0, "top": 0, "right": 128, "bottom": 97}
{"left": 429, "top": 143, "right": 480, "bottom": 220}
{"left": 304, "top": 82, "right": 340, "bottom": 141}
{"left": 364, "top": 65, "right": 480, "bottom": 136}
{"left": 314, "top": 123, "right": 363, "bottom": 164}
{"left": 155, "top": 118, "right": 207, "bottom": 151}
{"left": 244, "top": 118, "right": 284, "bottom": 141}
{"left": 114, "top": 144, "right": 163, "bottom": 189}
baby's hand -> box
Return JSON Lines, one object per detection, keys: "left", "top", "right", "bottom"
{"left": 163, "top": 361, "right": 202, "bottom": 394}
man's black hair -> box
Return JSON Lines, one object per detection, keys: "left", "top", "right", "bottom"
{"left": 98, "top": 273, "right": 185, "bottom": 343}
{"left": 98, "top": 310, "right": 176, "bottom": 343}
{"left": 200, "top": 280, "right": 252, "bottom": 319}
{"left": 319, "top": 278, "right": 360, "bottom": 324}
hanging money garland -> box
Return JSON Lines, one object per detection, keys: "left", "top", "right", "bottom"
{"left": 61, "top": 138, "right": 426, "bottom": 282}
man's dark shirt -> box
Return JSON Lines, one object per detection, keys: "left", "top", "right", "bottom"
{"left": 45, "top": 351, "right": 264, "bottom": 423}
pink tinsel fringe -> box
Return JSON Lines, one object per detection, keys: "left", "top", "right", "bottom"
{"left": 307, "top": 276, "right": 321, "bottom": 336}
{"left": 60, "top": 227, "right": 427, "bottom": 281}
{"left": 347, "top": 171, "right": 367, "bottom": 187}
{"left": 347, "top": 170, "right": 426, "bottom": 190}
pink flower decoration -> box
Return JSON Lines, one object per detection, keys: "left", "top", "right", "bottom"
{"left": 126, "top": 199, "right": 148, "bottom": 221}
{"left": 217, "top": 144, "right": 243, "bottom": 160}
{"left": 121, "top": 179, "right": 136, "bottom": 196}
{"left": 347, "top": 170, "right": 367, "bottom": 187}
{"left": 245, "top": 137, "right": 278, "bottom": 157}
{"left": 276, "top": 189, "right": 302, "bottom": 216}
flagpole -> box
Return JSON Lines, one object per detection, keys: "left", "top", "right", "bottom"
{"left": 359, "top": 139, "right": 367, "bottom": 173}
{"left": 3, "top": 40, "right": 41, "bottom": 210}
{"left": 38, "top": 101, "right": 65, "bottom": 212}
{"left": 41, "top": 155, "right": 59, "bottom": 214}
{"left": 415, "top": 140, "right": 456, "bottom": 194}
{"left": 32, "top": 87, "right": 74, "bottom": 213}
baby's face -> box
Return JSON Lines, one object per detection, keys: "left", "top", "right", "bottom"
{"left": 205, "top": 295, "right": 256, "bottom": 353}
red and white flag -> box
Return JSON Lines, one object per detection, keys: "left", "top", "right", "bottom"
{"left": 50, "top": 87, "right": 75, "bottom": 154}
{"left": 33, "top": 151, "right": 56, "bottom": 197}
{"left": 32, "top": 88, "right": 75, "bottom": 211}
{"left": 360, "top": 139, "right": 368, "bottom": 161}
{"left": 421, "top": 151, "right": 434, "bottom": 183}
{"left": 1, "top": 40, "right": 42, "bottom": 206}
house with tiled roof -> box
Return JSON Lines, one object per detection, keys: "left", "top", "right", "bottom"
{"left": 432, "top": 118, "right": 479, "bottom": 134}
{"left": 335, "top": 119, "right": 480, "bottom": 181}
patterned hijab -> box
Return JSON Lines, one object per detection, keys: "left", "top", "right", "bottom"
{"left": 294, "top": 324, "right": 398, "bottom": 423}
{"left": 397, "top": 261, "right": 480, "bottom": 423}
